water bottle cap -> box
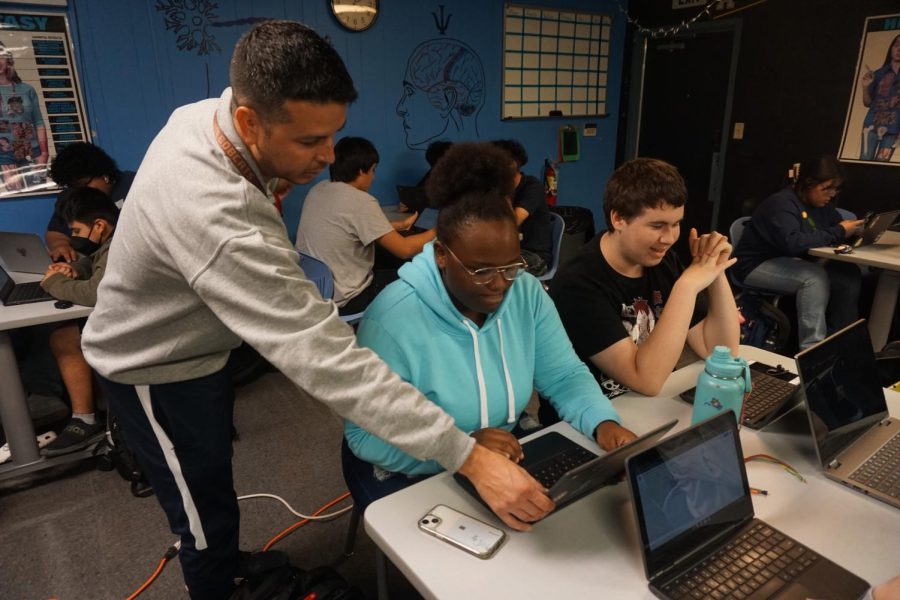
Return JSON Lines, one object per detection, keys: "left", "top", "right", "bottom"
{"left": 705, "top": 346, "right": 746, "bottom": 378}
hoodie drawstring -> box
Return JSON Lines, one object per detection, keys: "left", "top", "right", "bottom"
{"left": 462, "top": 319, "right": 517, "bottom": 429}
{"left": 496, "top": 319, "right": 517, "bottom": 425}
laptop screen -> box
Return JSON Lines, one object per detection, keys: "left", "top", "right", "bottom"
{"left": 795, "top": 320, "right": 888, "bottom": 468}
{"left": 627, "top": 413, "right": 752, "bottom": 580}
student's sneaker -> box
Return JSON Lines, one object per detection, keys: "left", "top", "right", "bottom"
{"left": 40, "top": 418, "right": 105, "bottom": 457}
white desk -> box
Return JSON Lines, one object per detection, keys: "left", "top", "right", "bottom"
{"left": 809, "top": 230, "right": 900, "bottom": 351}
{"left": 0, "top": 270, "right": 92, "bottom": 480}
{"left": 364, "top": 346, "right": 900, "bottom": 599}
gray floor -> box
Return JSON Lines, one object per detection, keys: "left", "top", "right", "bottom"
{"left": 0, "top": 371, "right": 423, "bottom": 599}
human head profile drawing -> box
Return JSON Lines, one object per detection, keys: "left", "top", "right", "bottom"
{"left": 396, "top": 38, "right": 484, "bottom": 149}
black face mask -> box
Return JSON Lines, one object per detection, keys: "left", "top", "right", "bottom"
{"left": 70, "top": 233, "right": 101, "bottom": 256}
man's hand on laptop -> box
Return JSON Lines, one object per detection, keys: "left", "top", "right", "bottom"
{"left": 594, "top": 420, "right": 637, "bottom": 451}
{"left": 457, "top": 443, "right": 554, "bottom": 531}
{"left": 471, "top": 427, "right": 524, "bottom": 462}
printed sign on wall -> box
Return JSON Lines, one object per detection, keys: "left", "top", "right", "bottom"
{"left": 0, "top": 11, "right": 90, "bottom": 197}
{"left": 838, "top": 13, "right": 900, "bottom": 166}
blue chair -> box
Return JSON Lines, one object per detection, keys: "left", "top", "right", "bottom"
{"left": 729, "top": 217, "right": 791, "bottom": 352}
{"left": 537, "top": 212, "right": 566, "bottom": 283}
{"left": 297, "top": 251, "right": 365, "bottom": 325}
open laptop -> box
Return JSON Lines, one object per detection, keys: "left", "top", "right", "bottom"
{"left": 455, "top": 419, "right": 677, "bottom": 514}
{"left": 848, "top": 209, "right": 900, "bottom": 248}
{"left": 679, "top": 361, "right": 801, "bottom": 429}
{"left": 626, "top": 412, "right": 869, "bottom": 600}
{"left": 0, "top": 262, "right": 54, "bottom": 306}
{"left": 795, "top": 319, "right": 900, "bottom": 509}
{"left": 413, "top": 207, "right": 438, "bottom": 230}
{"left": 0, "top": 231, "right": 52, "bottom": 274}
{"left": 396, "top": 185, "right": 431, "bottom": 214}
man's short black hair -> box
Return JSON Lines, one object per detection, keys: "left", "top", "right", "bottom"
{"left": 426, "top": 142, "right": 517, "bottom": 245}
{"left": 230, "top": 20, "right": 358, "bottom": 124}
{"left": 59, "top": 186, "right": 119, "bottom": 226}
{"left": 330, "top": 137, "right": 378, "bottom": 183}
{"left": 491, "top": 139, "right": 528, "bottom": 169}
{"left": 49, "top": 142, "right": 118, "bottom": 187}
{"left": 603, "top": 158, "right": 687, "bottom": 232}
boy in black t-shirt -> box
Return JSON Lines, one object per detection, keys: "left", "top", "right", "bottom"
{"left": 550, "top": 158, "right": 740, "bottom": 398}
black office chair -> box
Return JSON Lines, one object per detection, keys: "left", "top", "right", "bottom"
{"left": 341, "top": 439, "right": 423, "bottom": 600}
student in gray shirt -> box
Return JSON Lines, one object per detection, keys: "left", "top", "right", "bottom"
{"left": 81, "top": 21, "right": 553, "bottom": 599}
{"left": 297, "top": 136, "right": 435, "bottom": 315}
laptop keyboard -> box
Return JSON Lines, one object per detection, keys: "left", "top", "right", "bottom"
{"left": 849, "top": 432, "right": 900, "bottom": 498}
{"left": 530, "top": 446, "right": 595, "bottom": 488}
{"left": 661, "top": 522, "right": 819, "bottom": 600}
{"left": 6, "top": 281, "right": 52, "bottom": 304}
{"left": 742, "top": 375, "right": 798, "bottom": 423}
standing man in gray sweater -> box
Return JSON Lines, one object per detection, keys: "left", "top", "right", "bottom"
{"left": 81, "top": 21, "right": 552, "bottom": 599}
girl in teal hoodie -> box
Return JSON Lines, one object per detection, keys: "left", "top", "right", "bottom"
{"left": 344, "top": 143, "right": 636, "bottom": 508}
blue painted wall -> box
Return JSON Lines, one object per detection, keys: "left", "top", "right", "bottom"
{"left": 0, "top": 0, "right": 627, "bottom": 241}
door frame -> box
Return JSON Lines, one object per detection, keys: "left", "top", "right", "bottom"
{"left": 623, "top": 19, "right": 742, "bottom": 231}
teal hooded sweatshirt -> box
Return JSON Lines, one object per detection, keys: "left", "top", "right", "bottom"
{"left": 344, "top": 242, "right": 621, "bottom": 476}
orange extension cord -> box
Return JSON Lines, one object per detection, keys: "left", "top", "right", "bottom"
{"left": 126, "top": 492, "right": 353, "bottom": 598}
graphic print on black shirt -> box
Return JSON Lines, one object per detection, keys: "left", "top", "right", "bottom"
{"left": 551, "top": 236, "right": 707, "bottom": 400}
{"left": 621, "top": 289, "right": 665, "bottom": 345}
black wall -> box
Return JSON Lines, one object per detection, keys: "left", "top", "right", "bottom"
{"left": 621, "top": 0, "right": 900, "bottom": 229}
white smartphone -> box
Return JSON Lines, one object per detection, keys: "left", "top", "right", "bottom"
{"left": 418, "top": 504, "right": 506, "bottom": 559}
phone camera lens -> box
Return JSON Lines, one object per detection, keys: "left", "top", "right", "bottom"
{"left": 431, "top": 518, "right": 440, "bottom": 524}
{"left": 421, "top": 519, "right": 429, "bottom": 524}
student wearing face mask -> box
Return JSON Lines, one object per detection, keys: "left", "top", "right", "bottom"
{"left": 38, "top": 187, "right": 118, "bottom": 455}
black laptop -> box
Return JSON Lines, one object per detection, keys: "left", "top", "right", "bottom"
{"left": 679, "top": 361, "right": 801, "bottom": 429}
{"left": 796, "top": 319, "right": 900, "bottom": 509}
{"left": 625, "top": 412, "right": 869, "bottom": 600}
{"left": 396, "top": 185, "right": 431, "bottom": 214}
{"left": 455, "top": 419, "right": 677, "bottom": 514}
{"left": 0, "top": 262, "right": 54, "bottom": 306}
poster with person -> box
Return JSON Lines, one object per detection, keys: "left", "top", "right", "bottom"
{"left": 838, "top": 13, "right": 900, "bottom": 166}
{"left": 0, "top": 10, "right": 90, "bottom": 197}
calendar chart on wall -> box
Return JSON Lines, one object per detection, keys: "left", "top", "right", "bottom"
{"left": 503, "top": 4, "right": 611, "bottom": 119}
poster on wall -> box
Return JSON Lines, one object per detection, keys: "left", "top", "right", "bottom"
{"left": 838, "top": 13, "right": 900, "bottom": 166}
{"left": 0, "top": 10, "right": 90, "bottom": 197}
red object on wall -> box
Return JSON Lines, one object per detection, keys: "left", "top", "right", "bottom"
{"left": 544, "top": 159, "right": 558, "bottom": 206}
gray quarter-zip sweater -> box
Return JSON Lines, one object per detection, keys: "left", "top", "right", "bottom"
{"left": 81, "top": 88, "right": 473, "bottom": 471}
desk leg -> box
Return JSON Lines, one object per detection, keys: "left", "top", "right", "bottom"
{"left": 869, "top": 270, "right": 899, "bottom": 352}
{"left": 0, "top": 330, "right": 40, "bottom": 464}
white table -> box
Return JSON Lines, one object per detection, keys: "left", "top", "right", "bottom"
{"left": 0, "top": 269, "right": 92, "bottom": 480}
{"left": 809, "top": 230, "right": 900, "bottom": 351}
{"left": 364, "top": 346, "right": 900, "bottom": 599}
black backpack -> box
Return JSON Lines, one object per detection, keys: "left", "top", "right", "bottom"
{"left": 738, "top": 293, "right": 790, "bottom": 354}
{"left": 228, "top": 563, "right": 366, "bottom": 600}
{"left": 95, "top": 412, "right": 154, "bottom": 498}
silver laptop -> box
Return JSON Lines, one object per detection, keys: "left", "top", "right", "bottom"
{"left": 850, "top": 209, "right": 900, "bottom": 247}
{"left": 795, "top": 319, "right": 900, "bottom": 509}
{"left": 0, "top": 231, "right": 52, "bottom": 274}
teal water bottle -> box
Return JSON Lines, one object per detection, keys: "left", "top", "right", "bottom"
{"left": 691, "top": 346, "right": 752, "bottom": 426}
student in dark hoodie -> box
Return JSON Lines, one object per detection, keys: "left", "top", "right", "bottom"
{"left": 343, "top": 142, "right": 636, "bottom": 509}
{"left": 732, "top": 156, "right": 864, "bottom": 349}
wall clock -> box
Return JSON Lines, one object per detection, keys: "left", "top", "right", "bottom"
{"left": 330, "top": 0, "right": 379, "bottom": 32}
